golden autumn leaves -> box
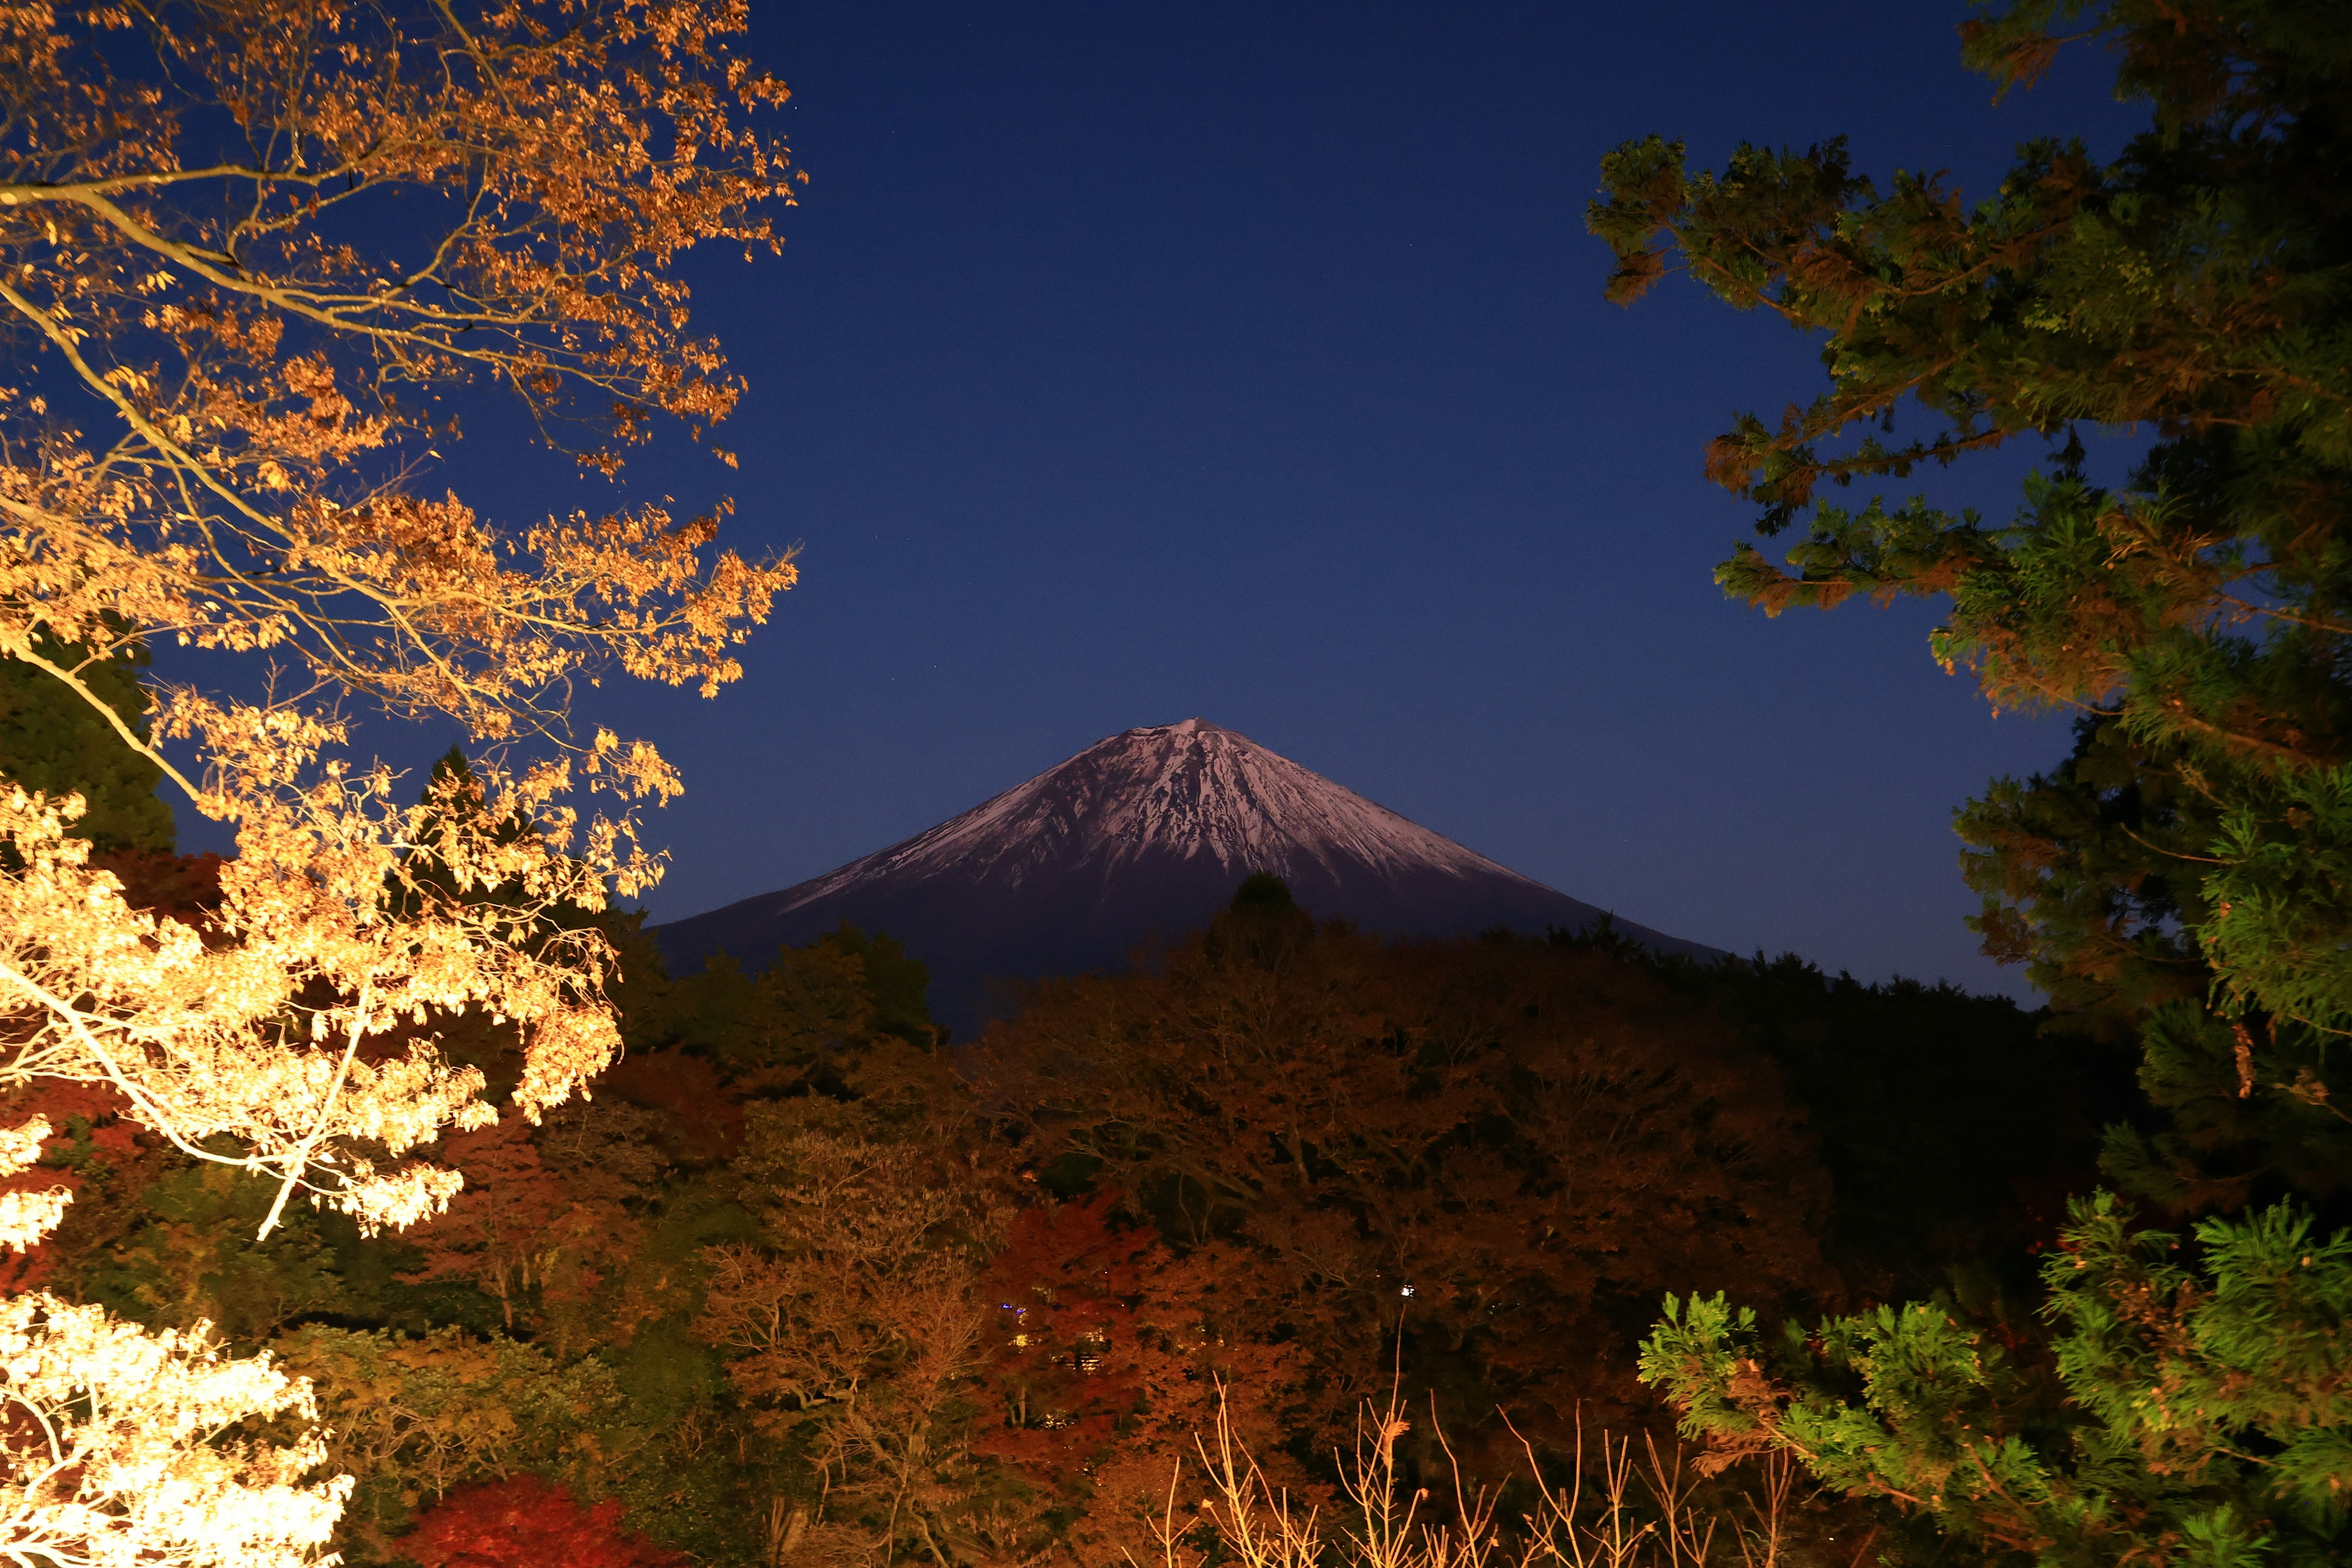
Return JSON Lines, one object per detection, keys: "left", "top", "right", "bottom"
{"left": 0, "top": 3, "right": 797, "bottom": 1562}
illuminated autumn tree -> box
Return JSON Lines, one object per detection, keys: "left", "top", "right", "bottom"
{"left": 399, "top": 1114, "right": 573, "bottom": 1331}
{"left": 0, "top": 1285, "right": 349, "bottom": 1568}
{"left": 977, "top": 1192, "right": 1306, "bottom": 1564}
{"left": 0, "top": 2, "right": 797, "bottom": 1562}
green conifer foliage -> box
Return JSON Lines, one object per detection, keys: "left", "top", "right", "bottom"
{"left": 1588, "top": 1, "right": 2352, "bottom": 1181}
{"left": 1595, "top": 4, "right": 2352, "bottom": 1558}
{"left": 1642, "top": 1194, "right": 2352, "bottom": 1567}
{"left": 0, "top": 633, "right": 172, "bottom": 853}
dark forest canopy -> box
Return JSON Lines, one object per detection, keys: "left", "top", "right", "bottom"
{"left": 0, "top": 849, "right": 2104, "bottom": 1564}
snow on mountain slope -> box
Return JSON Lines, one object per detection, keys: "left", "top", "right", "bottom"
{"left": 782, "top": 717, "right": 1543, "bottom": 901}
{"left": 654, "top": 719, "right": 1714, "bottom": 1031}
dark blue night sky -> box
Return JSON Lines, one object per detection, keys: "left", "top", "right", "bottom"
{"left": 183, "top": 3, "right": 2158, "bottom": 995}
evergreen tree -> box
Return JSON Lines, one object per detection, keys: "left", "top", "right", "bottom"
{"left": 0, "top": 631, "right": 172, "bottom": 854}
{"left": 1590, "top": 0, "right": 2352, "bottom": 1194}
{"left": 1593, "top": 3, "right": 2352, "bottom": 1559}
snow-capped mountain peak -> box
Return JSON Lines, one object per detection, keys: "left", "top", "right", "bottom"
{"left": 783, "top": 718, "right": 1539, "bottom": 905}
{"left": 655, "top": 719, "right": 1707, "bottom": 1030}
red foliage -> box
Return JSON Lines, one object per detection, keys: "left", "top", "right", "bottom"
{"left": 975, "top": 1192, "right": 1297, "bottom": 1510}
{"left": 401, "top": 1475, "right": 683, "bottom": 1568}
{"left": 401, "top": 1117, "right": 573, "bottom": 1327}
{"left": 0, "top": 1080, "right": 148, "bottom": 1292}
{"left": 977, "top": 1192, "right": 1156, "bottom": 1483}
{"left": 600, "top": 1049, "right": 745, "bottom": 1162}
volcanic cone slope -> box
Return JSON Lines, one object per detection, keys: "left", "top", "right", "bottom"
{"left": 654, "top": 718, "right": 1714, "bottom": 1031}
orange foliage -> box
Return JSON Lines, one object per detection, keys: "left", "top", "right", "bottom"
{"left": 0, "top": 5, "right": 797, "bottom": 1561}
{"left": 597, "top": 1049, "right": 746, "bottom": 1163}
{"left": 1, "top": 0, "right": 798, "bottom": 1233}
{"left": 403, "top": 1107, "right": 647, "bottom": 1331}
{"left": 981, "top": 1193, "right": 1159, "bottom": 1479}
{"left": 978, "top": 912, "right": 1836, "bottom": 1463}
{"left": 402, "top": 1117, "right": 565, "bottom": 1327}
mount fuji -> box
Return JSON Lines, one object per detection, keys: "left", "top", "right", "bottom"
{"left": 654, "top": 719, "right": 1714, "bottom": 1029}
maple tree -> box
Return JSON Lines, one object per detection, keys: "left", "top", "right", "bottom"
{"left": 400, "top": 1474, "right": 684, "bottom": 1568}
{"left": 0, "top": 1288, "right": 349, "bottom": 1568}
{"left": 693, "top": 1098, "right": 1013, "bottom": 1566}
{"left": 397, "top": 1114, "right": 573, "bottom": 1331}
{"left": 979, "top": 1193, "right": 1183, "bottom": 1485}
{"left": 0, "top": 1080, "right": 153, "bottom": 1295}
{"left": 975, "top": 1191, "right": 1307, "bottom": 1564}
{"left": 1, "top": 0, "right": 798, "bottom": 1237}
{"left": 976, "top": 892, "right": 1836, "bottom": 1474}
{"left": 0, "top": 2, "right": 796, "bottom": 1562}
